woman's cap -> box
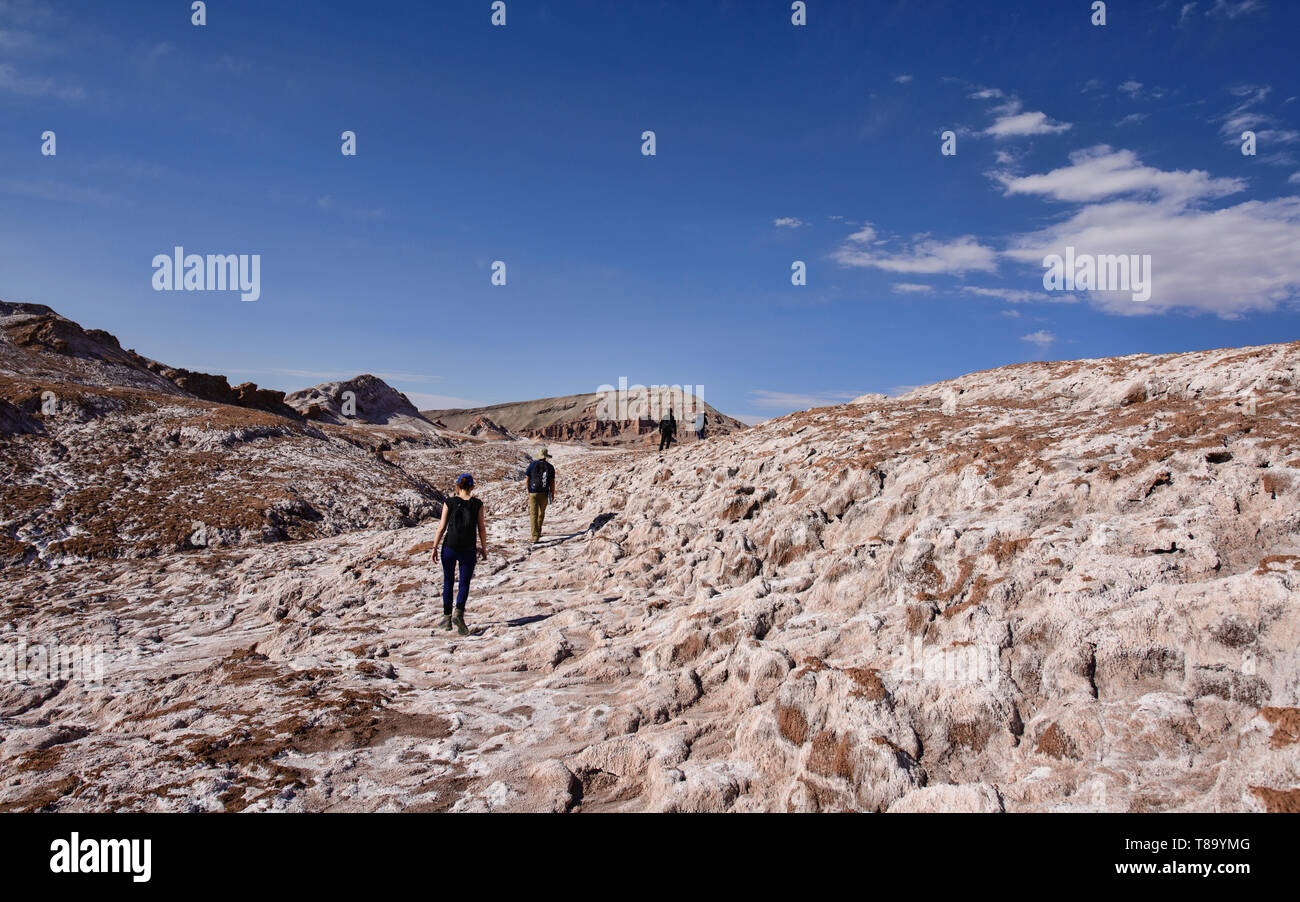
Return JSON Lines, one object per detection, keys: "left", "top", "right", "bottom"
{"left": 456, "top": 473, "right": 474, "bottom": 487}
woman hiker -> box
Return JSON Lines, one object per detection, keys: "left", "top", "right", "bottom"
{"left": 432, "top": 473, "right": 488, "bottom": 635}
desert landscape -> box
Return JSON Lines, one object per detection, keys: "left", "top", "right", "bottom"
{"left": 2, "top": 300, "right": 1297, "bottom": 813}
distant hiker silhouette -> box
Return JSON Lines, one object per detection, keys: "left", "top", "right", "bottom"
{"left": 658, "top": 408, "right": 678, "bottom": 451}
{"left": 432, "top": 473, "right": 487, "bottom": 635}
{"left": 525, "top": 447, "right": 556, "bottom": 543}
{"left": 695, "top": 410, "right": 707, "bottom": 441}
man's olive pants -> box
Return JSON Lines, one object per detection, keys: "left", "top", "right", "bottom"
{"left": 529, "top": 492, "right": 549, "bottom": 542}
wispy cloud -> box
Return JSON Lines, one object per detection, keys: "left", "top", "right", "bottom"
{"left": 315, "top": 195, "right": 385, "bottom": 221}
{"left": 0, "top": 61, "right": 83, "bottom": 100}
{"left": 0, "top": 1, "right": 54, "bottom": 25}
{"left": 1021, "top": 330, "right": 1057, "bottom": 348}
{"left": 893, "top": 74, "right": 913, "bottom": 84}
{"left": 210, "top": 54, "right": 253, "bottom": 76}
{"left": 772, "top": 217, "right": 805, "bottom": 228}
{"left": 891, "top": 282, "right": 934, "bottom": 294}
{"left": 970, "top": 87, "right": 1071, "bottom": 138}
{"left": 959, "top": 285, "right": 1062, "bottom": 304}
{"left": 1207, "top": 0, "right": 1265, "bottom": 18}
{"left": 0, "top": 178, "right": 116, "bottom": 206}
{"left": 748, "top": 389, "right": 861, "bottom": 410}
{"left": 832, "top": 223, "right": 997, "bottom": 275}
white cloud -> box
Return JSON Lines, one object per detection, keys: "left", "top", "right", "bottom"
{"left": 1021, "top": 330, "right": 1057, "bottom": 348}
{"left": 833, "top": 225, "right": 998, "bottom": 275}
{"left": 1001, "top": 147, "right": 1300, "bottom": 316}
{"left": 969, "top": 87, "right": 1071, "bottom": 138}
{"left": 894, "top": 74, "right": 913, "bottom": 84}
{"left": 1119, "top": 80, "right": 1144, "bottom": 97}
{"left": 891, "top": 282, "right": 934, "bottom": 294}
{"left": 1117, "top": 113, "right": 1148, "bottom": 126}
{"left": 772, "top": 217, "right": 805, "bottom": 228}
{"left": 996, "top": 146, "right": 1244, "bottom": 204}
{"left": 985, "top": 110, "right": 1072, "bottom": 138}
{"left": 1177, "top": 2, "right": 1198, "bottom": 26}
{"left": 1288, "top": 171, "right": 1300, "bottom": 184}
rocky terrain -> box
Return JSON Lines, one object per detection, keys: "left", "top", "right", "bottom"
{"left": 423, "top": 388, "right": 746, "bottom": 447}
{"left": 0, "top": 303, "right": 460, "bottom": 563}
{"left": 1, "top": 308, "right": 1298, "bottom": 813}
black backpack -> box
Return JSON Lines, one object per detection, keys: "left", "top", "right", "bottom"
{"left": 528, "top": 460, "right": 554, "bottom": 494}
{"left": 444, "top": 497, "right": 481, "bottom": 551}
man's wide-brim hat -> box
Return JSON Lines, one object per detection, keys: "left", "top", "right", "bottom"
{"left": 535, "top": 448, "right": 551, "bottom": 459}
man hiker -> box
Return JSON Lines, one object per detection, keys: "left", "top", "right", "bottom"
{"left": 658, "top": 408, "right": 678, "bottom": 451}
{"left": 432, "top": 473, "right": 488, "bottom": 635}
{"left": 525, "top": 447, "right": 556, "bottom": 543}
{"left": 695, "top": 410, "right": 707, "bottom": 441}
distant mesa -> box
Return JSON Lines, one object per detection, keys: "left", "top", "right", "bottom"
{"left": 422, "top": 390, "right": 746, "bottom": 447}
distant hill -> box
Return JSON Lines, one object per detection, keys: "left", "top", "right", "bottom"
{"left": 422, "top": 388, "right": 747, "bottom": 446}
{"left": 284, "top": 374, "right": 438, "bottom": 433}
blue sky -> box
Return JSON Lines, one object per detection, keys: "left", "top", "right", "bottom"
{"left": 1, "top": 0, "right": 1298, "bottom": 422}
